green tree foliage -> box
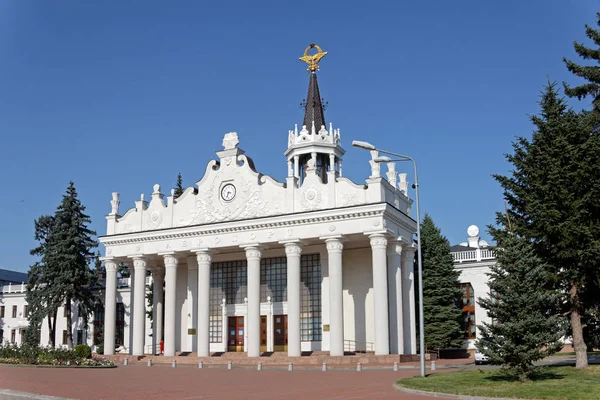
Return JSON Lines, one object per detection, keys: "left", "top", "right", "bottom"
{"left": 419, "top": 214, "right": 464, "bottom": 351}
{"left": 26, "top": 182, "right": 99, "bottom": 349}
{"left": 563, "top": 12, "right": 600, "bottom": 119}
{"left": 174, "top": 173, "right": 184, "bottom": 198}
{"left": 478, "top": 229, "right": 566, "bottom": 381}
{"left": 494, "top": 82, "right": 600, "bottom": 369}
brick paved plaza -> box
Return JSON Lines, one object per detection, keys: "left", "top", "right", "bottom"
{"left": 0, "top": 365, "right": 441, "bottom": 400}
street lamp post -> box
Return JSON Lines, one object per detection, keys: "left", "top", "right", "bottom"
{"left": 352, "top": 140, "right": 426, "bottom": 378}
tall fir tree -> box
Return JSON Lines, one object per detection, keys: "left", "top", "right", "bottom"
{"left": 173, "top": 173, "right": 184, "bottom": 198}
{"left": 27, "top": 182, "right": 99, "bottom": 348}
{"left": 563, "top": 12, "right": 600, "bottom": 120}
{"left": 419, "top": 214, "right": 463, "bottom": 351}
{"left": 478, "top": 228, "right": 565, "bottom": 381}
{"left": 494, "top": 82, "right": 600, "bottom": 369}
{"left": 26, "top": 215, "right": 61, "bottom": 347}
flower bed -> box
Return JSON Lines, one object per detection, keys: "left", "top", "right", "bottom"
{"left": 0, "top": 344, "right": 115, "bottom": 367}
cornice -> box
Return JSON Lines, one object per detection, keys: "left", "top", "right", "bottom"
{"left": 101, "top": 203, "right": 389, "bottom": 246}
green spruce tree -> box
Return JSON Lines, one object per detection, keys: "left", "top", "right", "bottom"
{"left": 419, "top": 214, "right": 463, "bottom": 351}
{"left": 26, "top": 215, "right": 61, "bottom": 347}
{"left": 173, "top": 173, "right": 184, "bottom": 198}
{"left": 477, "top": 228, "right": 565, "bottom": 381}
{"left": 43, "top": 182, "right": 98, "bottom": 348}
{"left": 494, "top": 82, "right": 600, "bottom": 369}
{"left": 563, "top": 12, "right": 600, "bottom": 119}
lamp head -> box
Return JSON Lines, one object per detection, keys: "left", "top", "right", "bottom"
{"left": 351, "top": 140, "right": 376, "bottom": 151}
{"left": 373, "top": 156, "right": 392, "bottom": 163}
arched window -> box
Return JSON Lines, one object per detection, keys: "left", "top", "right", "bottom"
{"left": 458, "top": 283, "right": 476, "bottom": 339}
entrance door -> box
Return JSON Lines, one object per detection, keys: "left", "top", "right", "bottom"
{"left": 228, "top": 316, "right": 244, "bottom": 352}
{"left": 260, "top": 315, "right": 267, "bottom": 352}
{"left": 273, "top": 315, "right": 288, "bottom": 352}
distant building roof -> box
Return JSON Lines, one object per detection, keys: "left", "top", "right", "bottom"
{"left": 450, "top": 244, "right": 477, "bottom": 252}
{"left": 0, "top": 268, "right": 28, "bottom": 284}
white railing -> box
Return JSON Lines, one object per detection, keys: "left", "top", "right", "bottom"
{"left": 0, "top": 282, "right": 26, "bottom": 294}
{"left": 451, "top": 248, "right": 495, "bottom": 263}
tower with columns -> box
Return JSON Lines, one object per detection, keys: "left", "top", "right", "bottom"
{"left": 98, "top": 44, "right": 418, "bottom": 358}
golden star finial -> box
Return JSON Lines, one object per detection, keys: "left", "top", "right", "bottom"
{"left": 299, "top": 43, "right": 327, "bottom": 73}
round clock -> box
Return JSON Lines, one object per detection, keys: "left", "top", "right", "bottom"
{"left": 221, "top": 183, "right": 236, "bottom": 202}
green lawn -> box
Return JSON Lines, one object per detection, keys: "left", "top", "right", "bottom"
{"left": 556, "top": 351, "right": 600, "bottom": 356}
{"left": 397, "top": 366, "right": 600, "bottom": 400}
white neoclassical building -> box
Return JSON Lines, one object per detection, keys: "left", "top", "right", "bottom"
{"left": 98, "top": 46, "right": 420, "bottom": 358}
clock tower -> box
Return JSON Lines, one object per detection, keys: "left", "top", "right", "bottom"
{"left": 284, "top": 44, "right": 344, "bottom": 184}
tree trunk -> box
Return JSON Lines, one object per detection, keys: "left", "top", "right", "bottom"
{"left": 66, "top": 298, "right": 73, "bottom": 349}
{"left": 570, "top": 283, "right": 588, "bottom": 369}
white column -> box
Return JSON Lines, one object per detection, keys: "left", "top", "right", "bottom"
{"left": 196, "top": 250, "right": 212, "bottom": 357}
{"left": 187, "top": 256, "right": 198, "bottom": 353}
{"left": 402, "top": 246, "right": 417, "bottom": 354}
{"left": 163, "top": 253, "right": 178, "bottom": 357}
{"left": 244, "top": 246, "right": 262, "bottom": 357}
{"left": 103, "top": 259, "right": 118, "bottom": 356}
{"left": 387, "top": 242, "right": 404, "bottom": 354}
{"left": 284, "top": 242, "right": 303, "bottom": 357}
{"left": 152, "top": 268, "right": 164, "bottom": 355}
{"left": 370, "top": 234, "right": 390, "bottom": 355}
{"left": 294, "top": 155, "right": 300, "bottom": 179}
{"left": 325, "top": 237, "right": 344, "bottom": 356}
{"left": 131, "top": 257, "right": 147, "bottom": 355}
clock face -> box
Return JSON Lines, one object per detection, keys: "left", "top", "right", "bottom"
{"left": 221, "top": 183, "right": 236, "bottom": 202}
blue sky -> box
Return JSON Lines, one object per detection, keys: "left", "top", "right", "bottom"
{"left": 0, "top": 1, "right": 597, "bottom": 273}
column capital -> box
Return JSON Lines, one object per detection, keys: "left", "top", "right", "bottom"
{"left": 103, "top": 259, "right": 118, "bottom": 271}
{"left": 282, "top": 241, "right": 304, "bottom": 256}
{"left": 195, "top": 250, "right": 212, "bottom": 264}
{"left": 129, "top": 256, "right": 147, "bottom": 270}
{"left": 402, "top": 243, "right": 417, "bottom": 256}
{"left": 322, "top": 236, "right": 344, "bottom": 253}
{"left": 161, "top": 253, "right": 179, "bottom": 267}
{"left": 368, "top": 233, "right": 388, "bottom": 249}
{"left": 243, "top": 245, "right": 262, "bottom": 260}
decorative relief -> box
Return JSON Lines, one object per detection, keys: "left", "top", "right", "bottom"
{"left": 184, "top": 172, "right": 281, "bottom": 225}
{"left": 182, "top": 240, "right": 187, "bottom": 248}
{"left": 340, "top": 192, "right": 362, "bottom": 207}
{"left": 107, "top": 248, "right": 112, "bottom": 255}
{"left": 373, "top": 220, "right": 380, "bottom": 227}
{"left": 300, "top": 185, "right": 323, "bottom": 211}
{"left": 249, "top": 232, "right": 256, "bottom": 240}
{"left": 135, "top": 245, "right": 141, "bottom": 252}
{"left": 328, "top": 224, "right": 336, "bottom": 232}
{"left": 147, "top": 209, "right": 164, "bottom": 230}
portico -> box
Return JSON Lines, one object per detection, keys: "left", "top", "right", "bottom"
{"left": 98, "top": 44, "right": 418, "bottom": 358}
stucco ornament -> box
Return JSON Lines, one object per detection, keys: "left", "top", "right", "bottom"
{"left": 300, "top": 185, "right": 323, "bottom": 210}
{"left": 188, "top": 172, "right": 279, "bottom": 224}
{"left": 222, "top": 132, "right": 239, "bottom": 150}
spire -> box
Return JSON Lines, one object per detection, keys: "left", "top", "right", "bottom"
{"left": 299, "top": 44, "right": 327, "bottom": 133}
{"left": 303, "top": 73, "right": 326, "bottom": 132}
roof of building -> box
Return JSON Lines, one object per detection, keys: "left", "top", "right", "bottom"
{"left": 0, "top": 268, "right": 28, "bottom": 284}
{"left": 302, "top": 72, "right": 326, "bottom": 132}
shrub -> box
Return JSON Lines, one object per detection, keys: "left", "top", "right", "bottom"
{"left": 73, "top": 344, "right": 92, "bottom": 359}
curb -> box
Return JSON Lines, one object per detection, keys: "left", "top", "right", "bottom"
{"left": 0, "top": 388, "right": 77, "bottom": 400}
{"left": 393, "top": 383, "right": 519, "bottom": 400}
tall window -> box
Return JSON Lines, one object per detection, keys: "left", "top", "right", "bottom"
{"left": 300, "top": 254, "right": 322, "bottom": 341}
{"left": 0, "top": 329, "right": 3, "bottom": 342}
{"left": 116, "top": 303, "right": 125, "bottom": 346}
{"left": 77, "top": 330, "right": 83, "bottom": 345}
{"left": 93, "top": 303, "right": 104, "bottom": 345}
{"left": 23, "top": 305, "right": 28, "bottom": 317}
{"left": 12, "top": 306, "right": 17, "bottom": 318}
{"left": 62, "top": 330, "right": 68, "bottom": 345}
{"left": 0, "top": 306, "right": 4, "bottom": 318}
{"left": 261, "top": 257, "right": 286, "bottom": 302}
{"left": 11, "top": 329, "right": 15, "bottom": 343}
{"left": 458, "top": 283, "right": 476, "bottom": 339}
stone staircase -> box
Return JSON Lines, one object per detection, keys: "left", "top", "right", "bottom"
{"left": 103, "top": 351, "right": 403, "bottom": 367}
